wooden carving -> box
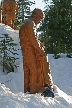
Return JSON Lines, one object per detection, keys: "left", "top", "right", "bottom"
{"left": 19, "top": 8, "right": 53, "bottom": 94}
{"left": 2, "top": 0, "right": 18, "bottom": 29}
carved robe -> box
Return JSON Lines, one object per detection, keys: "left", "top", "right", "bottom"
{"left": 19, "top": 19, "right": 52, "bottom": 94}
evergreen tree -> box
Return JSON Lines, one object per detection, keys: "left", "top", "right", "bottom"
{"left": 0, "top": 34, "right": 19, "bottom": 74}
{"left": 38, "top": 0, "right": 72, "bottom": 58}
{"left": 15, "top": 0, "right": 35, "bottom": 28}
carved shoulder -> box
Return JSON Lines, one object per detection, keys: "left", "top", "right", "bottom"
{"left": 19, "top": 19, "right": 33, "bottom": 34}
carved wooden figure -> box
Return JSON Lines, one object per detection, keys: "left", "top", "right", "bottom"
{"left": 2, "top": 0, "right": 18, "bottom": 29}
{"left": 19, "top": 8, "right": 53, "bottom": 94}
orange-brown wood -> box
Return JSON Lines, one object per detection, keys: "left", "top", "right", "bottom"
{"left": 2, "top": 0, "right": 18, "bottom": 29}
{"left": 19, "top": 8, "right": 53, "bottom": 94}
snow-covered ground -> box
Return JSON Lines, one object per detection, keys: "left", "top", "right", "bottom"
{"left": 0, "top": 23, "right": 72, "bottom": 108}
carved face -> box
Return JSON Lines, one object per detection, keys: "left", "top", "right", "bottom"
{"left": 34, "top": 15, "right": 43, "bottom": 25}
{"left": 31, "top": 8, "right": 45, "bottom": 25}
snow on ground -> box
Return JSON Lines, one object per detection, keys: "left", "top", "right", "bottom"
{"left": 0, "top": 23, "right": 72, "bottom": 108}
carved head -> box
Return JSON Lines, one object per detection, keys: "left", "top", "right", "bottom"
{"left": 31, "top": 8, "right": 45, "bottom": 25}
